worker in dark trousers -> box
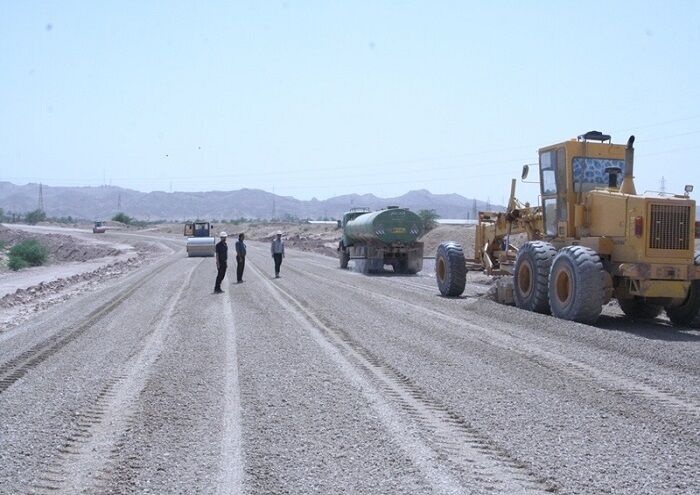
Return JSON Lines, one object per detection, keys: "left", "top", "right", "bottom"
{"left": 235, "top": 233, "right": 246, "bottom": 283}
{"left": 214, "top": 231, "right": 228, "bottom": 293}
{"left": 271, "top": 231, "right": 285, "bottom": 278}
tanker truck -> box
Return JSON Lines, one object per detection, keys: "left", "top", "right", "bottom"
{"left": 338, "top": 206, "right": 424, "bottom": 274}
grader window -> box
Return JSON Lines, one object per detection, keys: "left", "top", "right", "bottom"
{"left": 544, "top": 198, "right": 558, "bottom": 236}
{"left": 540, "top": 152, "right": 557, "bottom": 194}
{"left": 540, "top": 148, "right": 567, "bottom": 237}
{"left": 572, "top": 157, "right": 625, "bottom": 192}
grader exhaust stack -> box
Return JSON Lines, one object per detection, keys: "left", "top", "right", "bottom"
{"left": 620, "top": 135, "right": 636, "bottom": 195}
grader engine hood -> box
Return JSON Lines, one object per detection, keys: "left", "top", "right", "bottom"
{"left": 584, "top": 192, "right": 696, "bottom": 263}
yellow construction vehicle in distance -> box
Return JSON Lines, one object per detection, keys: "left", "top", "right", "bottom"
{"left": 436, "top": 131, "right": 700, "bottom": 325}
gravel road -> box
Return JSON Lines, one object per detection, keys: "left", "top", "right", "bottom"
{"left": 1, "top": 232, "right": 698, "bottom": 494}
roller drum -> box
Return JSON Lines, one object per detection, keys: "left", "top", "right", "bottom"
{"left": 186, "top": 237, "right": 216, "bottom": 257}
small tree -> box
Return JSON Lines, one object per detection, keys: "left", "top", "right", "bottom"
{"left": 8, "top": 239, "right": 48, "bottom": 270}
{"left": 112, "top": 212, "right": 132, "bottom": 225}
{"left": 24, "top": 209, "right": 47, "bottom": 225}
{"left": 417, "top": 209, "right": 439, "bottom": 232}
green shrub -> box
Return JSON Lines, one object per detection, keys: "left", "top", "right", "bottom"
{"left": 112, "top": 212, "right": 132, "bottom": 224}
{"left": 24, "top": 209, "right": 47, "bottom": 225}
{"left": 8, "top": 239, "right": 48, "bottom": 270}
{"left": 417, "top": 209, "right": 440, "bottom": 232}
{"left": 8, "top": 256, "right": 29, "bottom": 271}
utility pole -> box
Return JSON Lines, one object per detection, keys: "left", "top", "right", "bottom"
{"left": 660, "top": 176, "right": 666, "bottom": 195}
{"left": 117, "top": 193, "right": 122, "bottom": 210}
{"left": 38, "top": 183, "right": 44, "bottom": 212}
{"left": 272, "top": 186, "right": 276, "bottom": 220}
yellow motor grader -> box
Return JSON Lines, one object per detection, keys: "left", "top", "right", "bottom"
{"left": 436, "top": 131, "right": 700, "bottom": 325}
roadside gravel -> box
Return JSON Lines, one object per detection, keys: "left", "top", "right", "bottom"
{"left": 233, "top": 262, "right": 434, "bottom": 494}
{"left": 245, "top": 242, "right": 700, "bottom": 495}
{"left": 1, "top": 235, "right": 698, "bottom": 494}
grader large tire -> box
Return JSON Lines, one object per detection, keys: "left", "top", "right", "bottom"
{"left": 666, "top": 252, "right": 700, "bottom": 327}
{"left": 619, "top": 297, "right": 663, "bottom": 320}
{"left": 548, "top": 246, "right": 605, "bottom": 324}
{"left": 436, "top": 242, "right": 466, "bottom": 297}
{"left": 513, "top": 241, "right": 556, "bottom": 314}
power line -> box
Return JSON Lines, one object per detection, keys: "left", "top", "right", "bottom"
{"left": 612, "top": 115, "right": 700, "bottom": 133}
{"left": 6, "top": 114, "right": 700, "bottom": 188}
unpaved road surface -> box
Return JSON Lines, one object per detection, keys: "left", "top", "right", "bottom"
{"left": 1, "top": 231, "right": 699, "bottom": 494}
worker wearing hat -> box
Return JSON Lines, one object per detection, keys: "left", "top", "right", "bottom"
{"left": 270, "top": 231, "right": 285, "bottom": 278}
{"left": 214, "top": 231, "right": 228, "bottom": 293}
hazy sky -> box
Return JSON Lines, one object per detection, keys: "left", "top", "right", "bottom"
{"left": 1, "top": 1, "right": 699, "bottom": 204}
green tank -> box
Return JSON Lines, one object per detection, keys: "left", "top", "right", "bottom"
{"left": 343, "top": 207, "right": 423, "bottom": 245}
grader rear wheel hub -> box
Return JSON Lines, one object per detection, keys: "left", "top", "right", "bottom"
{"left": 554, "top": 266, "right": 573, "bottom": 307}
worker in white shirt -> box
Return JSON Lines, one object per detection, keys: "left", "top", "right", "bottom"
{"left": 270, "top": 231, "right": 285, "bottom": 278}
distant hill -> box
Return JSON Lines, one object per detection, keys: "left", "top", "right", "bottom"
{"left": 0, "top": 182, "right": 501, "bottom": 221}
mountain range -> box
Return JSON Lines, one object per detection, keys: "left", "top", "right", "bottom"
{"left": 0, "top": 182, "right": 499, "bottom": 221}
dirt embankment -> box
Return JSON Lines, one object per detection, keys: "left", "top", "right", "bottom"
{"left": 420, "top": 225, "right": 475, "bottom": 257}
{"left": 145, "top": 221, "right": 522, "bottom": 261}
{"left": 0, "top": 226, "right": 167, "bottom": 331}
{"left": 233, "top": 222, "right": 479, "bottom": 259}
{"left": 240, "top": 223, "right": 340, "bottom": 257}
{"left": 0, "top": 226, "right": 123, "bottom": 269}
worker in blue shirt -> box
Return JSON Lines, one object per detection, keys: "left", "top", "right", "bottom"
{"left": 235, "top": 233, "right": 246, "bottom": 283}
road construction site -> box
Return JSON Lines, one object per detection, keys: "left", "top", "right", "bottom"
{"left": 0, "top": 226, "right": 698, "bottom": 494}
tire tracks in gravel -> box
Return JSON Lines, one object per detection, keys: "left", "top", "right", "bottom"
{"left": 27, "top": 259, "right": 201, "bottom": 495}
{"left": 0, "top": 256, "right": 179, "bottom": 395}
{"left": 246, "top": 259, "right": 557, "bottom": 495}
{"left": 217, "top": 288, "right": 244, "bottom": 495}
{"left": 286, "top": 263, "right": 700, "bottom": 423}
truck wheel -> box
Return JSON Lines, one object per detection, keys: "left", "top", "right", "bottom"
{"left": 436, "top": 242, "right": 466, "bottom": 297}
{"left": 513, "top": 241, "right": 556, "bottom": 314}
{"left": 666, "top": 252, "right": 700, "bottom": 327}
{"left": 548, "top": 246, "right": 604, "bottom": 324}
{"left": 339, "top": 250, "right": 350, "bottom": 269}
{"left": 397, "top": 257, "right": 409, "bottom": 274}
{"left": 619, "top": 297, "right": 662, "bottom": 320}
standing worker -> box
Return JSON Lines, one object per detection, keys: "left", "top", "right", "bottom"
{"left": 271, "top": 231, "right": 285, "bottom": 278}
{"left": 214, "top": 231, "right": 228, "bottom": 293}
{"left": 235, "top": 233, "right": 246, "bottom": 283}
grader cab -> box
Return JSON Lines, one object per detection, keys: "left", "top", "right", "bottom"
{"left": 436, "top": 131, "right": 700, "bottom": 325}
